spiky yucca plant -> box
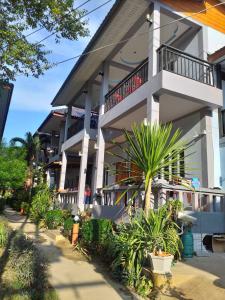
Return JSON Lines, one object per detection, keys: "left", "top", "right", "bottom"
{"left": 109, "top": 123, "right": 188, "bottom": 214}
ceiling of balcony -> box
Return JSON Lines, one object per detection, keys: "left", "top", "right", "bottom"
{"left": 103, "top": 94, "right": 205, "bottom": 133}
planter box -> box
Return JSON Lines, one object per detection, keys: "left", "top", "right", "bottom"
{"left": 149, "top": 253, "right": 174, "bottom": 274}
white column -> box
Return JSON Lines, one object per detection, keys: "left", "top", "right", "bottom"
{"left": 46, "top": 169, "right": 51, "bottom": 187}
{"left": 212, "top": 109, "right": 221, "bottom": 187}
{"left": 59, "top": 151, "right": 67, "bottom": 191}
{"left": 147, "top": 2, "right": 160, "bottom": 124}
{"left": 64, "top": 105, "right": 72, "bottom": 141}
{"left": 93, "top": 62, "right": 109, "bottom": 194}
{"left": 77, "top": 86, "right": 92, "bottom": 209}
{"left": 58, "top": 122, "right": 65, "bottom": 154}
{"left": 200, "top": 108, "right": 214, "bottom": 188}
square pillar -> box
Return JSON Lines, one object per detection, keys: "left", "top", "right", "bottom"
{"left": 77, "top": 85, "right": 92, "bottom": 209}
{"left": 58, "top": 121, "right": 65, "bottom": 154}
{"left": 93, "top": 62, "right": 109, "bottom": 194}
{"left": 64, "top": 106, "right": 72, "bottom": 141}
{"left": 200, "top": 108, "right": 215, "bottom": 188}
{"left": 59, "top": 151, "right": 67, "bottom": 191}
{"left": 147, "top": 2, "right": 160, "bottom": 124}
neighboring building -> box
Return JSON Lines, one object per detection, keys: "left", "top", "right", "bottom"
{"left": 208, "top": 47, "right": 225, "bottom": 189}
{"left": 37, "top": 1, "right": 225, "bottom": 250}
{"left": 0, "top": 82, "right": 13, "bottom": 142}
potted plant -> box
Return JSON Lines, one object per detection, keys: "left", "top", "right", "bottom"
{"left": 149, "top": 249, "right": 174, "bottom": 275}
{"left": 147, "top": 208, "right": 181, "bottom": 274}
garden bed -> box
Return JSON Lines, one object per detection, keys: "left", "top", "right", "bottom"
{"left": 0, "top": 219, "right": 58, "bottom": 300}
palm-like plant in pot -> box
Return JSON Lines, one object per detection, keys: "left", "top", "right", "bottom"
{"left": 108, "top": 122, "right": 189, "bottom": 214}
{"left": 146, "top": 208, "right": 182, "bottom": 274}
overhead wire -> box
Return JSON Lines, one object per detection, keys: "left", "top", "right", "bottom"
{"left": 37, "top": 0, "right": 113, "bottom": 44}
{"left": 53, "top": 1, "right": 225, "bottom": 67}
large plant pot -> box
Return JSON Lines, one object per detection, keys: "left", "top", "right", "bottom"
{"left": 149, "top": 253, "right": 174, "bottom": 274}
{"left": 71, "top": 223, "right": 79, "bottom": 245}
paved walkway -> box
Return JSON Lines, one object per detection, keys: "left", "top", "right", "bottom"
{"left": 3, "top": 207, "right": 137, "bottom": 300}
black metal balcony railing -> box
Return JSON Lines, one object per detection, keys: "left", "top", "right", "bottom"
{"left": 67, "top": 113, "right": 98, "bottom": 140}
{"left": 105, "top": 58, "right": 148, "bottom": 112}
{"left": 157, "top": 44, "right": 215, "bottom": 86}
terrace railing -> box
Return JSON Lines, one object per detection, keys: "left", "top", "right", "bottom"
{"left": 105, "top": 58, "right": 148, "bottom": 112}
{"left": 157, "top": 44, "right": 215, "bottom": 86}
{"left": 58, "top": 191, "right": 78, "bottom": 209}
{"left": 67, "top": 113, "right": 98, "bottom": 140}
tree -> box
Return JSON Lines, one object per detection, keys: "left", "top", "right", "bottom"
{"left": 109, "top": 123, "right": 188, "bottom": 215}
{"left": 11, "top": 132, "right": 40, "bottom": 188}
{"left": 0, "top": 0, "right": 89, "bottom": 81}
{"left": 0, "top": 143, "right": 27, "bottom": 191}
{"left": 11, "top": 131, "right": 40, "bottom": 166}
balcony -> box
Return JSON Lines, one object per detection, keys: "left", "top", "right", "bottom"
{"left": 157, "top": 44, "right": 215, "bottom": 86}
{"left": 105, "top": 58, "right": 148, "bottom": 112}
{"left": 67, "top": 113, "right": 98, "bottom": 140}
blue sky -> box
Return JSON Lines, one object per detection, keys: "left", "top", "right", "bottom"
{"left": 3, "top": 0, "right": 225, "bottom": 142}
{"left": 3, "top": 0, "right": 116, "bottom": 142}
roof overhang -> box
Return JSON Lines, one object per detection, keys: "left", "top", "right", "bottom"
{"left": 37, "top": 109, "right": 66, "bottom": 134}
{"left": 51, "top": 0, "right": 150, "bottom": 107}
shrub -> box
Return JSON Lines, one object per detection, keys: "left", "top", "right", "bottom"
{"left": 30, "top": 185, "right": 52, "bottom": 223}
{"left": 44, "top": 210, "right": 64, "bottom": 229}
{"left": 9, "top": 232, "right": 48, "bottom": 291}
{"left": 10, "top": 189, "right": 29, "bottom": 211}
{"left": 80, "top": 218, "right": 113, "bottom": 250}
{"left": 64, "top": 217, "right": 74, "bottom": 231}
{"left": 0, "top": 221, "right": 9, "bottom": 247}
{"left": 21, "top": 201, "right": 30, "bottom": 215}
{"left": 0, "top": 198, "right": 6, "bottom": 213}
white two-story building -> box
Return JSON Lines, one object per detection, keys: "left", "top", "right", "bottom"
{"left": 37, "top": 1, "right": 225, "bottom": 247}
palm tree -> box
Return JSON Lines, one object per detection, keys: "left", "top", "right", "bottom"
{"left": 11, "top": 132, "right": 40, "bottom": 189}
{"left": 11, "top": 132, "right": 40, "bottom": 166}
{"left": 109, "top": 123, "right": 188, "bottom": 215}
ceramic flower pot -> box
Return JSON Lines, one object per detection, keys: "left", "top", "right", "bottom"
{"left": 149, "top": 252, "right": 174, "bottom": 274}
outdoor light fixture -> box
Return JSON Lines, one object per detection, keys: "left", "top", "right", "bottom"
{"left": 99, "top": 72, "right": 104, "bottom": 76}
{"left": 78, "top": 151, "right": 83, "bottom": 157}
{"left": 146, "top": 14, "right": 152, "bottom": 25}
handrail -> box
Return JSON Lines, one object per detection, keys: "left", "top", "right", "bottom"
{"left": 105, "top": 58, "right": 148, "bottom": 99}
{"left": 157, "top": 44, "right": 214, "bottom": 66}
{"left": 105, "top": 58, "right": 148, "bottom": 112}
{"left": 157, "top": 44, "right": 215, "bottom": 86}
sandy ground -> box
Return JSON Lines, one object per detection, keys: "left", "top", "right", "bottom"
{"left": 160, "top": 254, "right": 225, "bottom": 300}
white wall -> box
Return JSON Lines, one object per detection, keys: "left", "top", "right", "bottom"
{"left": 208, "top": 28, "right": 225, "bottom": 54}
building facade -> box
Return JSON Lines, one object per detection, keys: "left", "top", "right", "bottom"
{"left": 37, "top": 1, "right": 225, "bottom": 249}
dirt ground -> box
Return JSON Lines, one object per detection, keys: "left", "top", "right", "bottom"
{"left": 160, "top": 254, "right": 225, "bottom": 300}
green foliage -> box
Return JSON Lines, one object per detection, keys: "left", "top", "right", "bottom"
{"left": 30, "top": 184, "right": 52, "bottom": 223}
{"left": 105, "top": 209, "right": 181, "bottom": 292}
{"left": 64, "top": 217, "right": 74, "bottom": 231}
{"left": 81, "top": 218, "right": 113, "bottom": 250}
{"left": 0, "top": 221, "right": 9, "bottom": 247}
{"left": 11, "top": 132, "right": 40, "bottom": 166}
{"left": 21, "top": 201, "right": 30, "bottom": 215}
{"left": 108, "top": 123, "right": 188, "bottom": 213}
{"left": 0, "top": 0, "right": 89, "bottom": 81}
{"left": 44, "top": 210, "right": 64, "bottom": 229}
{"left": 8, "top": 232, "right": 48, "bottom": 295}
{"left": 0, "top": 197, "right": 6, "bottom": 213}
{"left": 0, "top": 144, "right": 27, "bottom": 190}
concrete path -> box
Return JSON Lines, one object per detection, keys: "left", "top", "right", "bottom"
{"left": 3, "top": 207, "right": 137, "bottom": 300}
